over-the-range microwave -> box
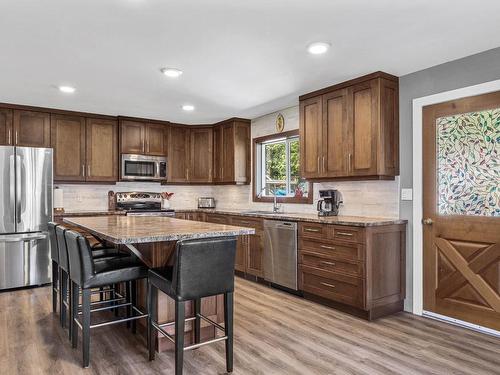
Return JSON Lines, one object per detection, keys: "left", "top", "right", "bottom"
{"left": 121, "top": 154, "right": 167, "bottom": 181}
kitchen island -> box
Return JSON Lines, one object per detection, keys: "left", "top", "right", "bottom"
{"left": 64, "top": 215, "right": 255, "bottom": 351}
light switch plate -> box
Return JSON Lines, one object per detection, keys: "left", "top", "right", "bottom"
{"left": 401, "top": 188, "right": 413, "bottom": 201}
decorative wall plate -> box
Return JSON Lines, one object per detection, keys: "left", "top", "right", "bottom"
{"left": 276, "top": 113, "right": 285, "bottom": 133}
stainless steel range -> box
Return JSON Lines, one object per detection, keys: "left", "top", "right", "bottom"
{"left": 115, "top": 192, "right": 175, "bottom": 217}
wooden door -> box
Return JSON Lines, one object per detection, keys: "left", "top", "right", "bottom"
{"left": 50, "top": 114, "right": 86, "bottom": 181}
{"left": 221, "top": 123, "right": 234, "bottom": 182}
{"left": 235, "top": 236, "right": 248, "bottom": 273}
{"left": 213, "top": 125, "right": 223, "bottom": 182}
{"left": 233, "top": 121, "right": 250, "bottom": 184}
{"left": 299, "top": 96, "right": 323, "bottom": 178}
{"left": 246, "top": 231, "right": 264, "bottom": 276}
{"left": 120, "top": 120, "right": 145, "bottom": 154}
{"left": 423, "top": 91, "right": 500, "bottom": 331}
{"left": 145, "top": 123, "right": 166, "bottom": 156}
{"left": 323, "top": 89, "right": 349, "bottom": 177}
{"left": 13, "top": 110, "right": 50, "bottom": 147}
{"left": 349, "top": 81, "right": 378, "bottom": 176}
{"left": 189, "top": 127, "right": 213, "bottom": 182}
{"left": 0, "top": 108, "right": 13, "bottom": 145}
{"left": 167, "top": 126, "right": 189, "bottom": 182}
{"left": 86, "top": 118, "right": 118, "bottom": 182}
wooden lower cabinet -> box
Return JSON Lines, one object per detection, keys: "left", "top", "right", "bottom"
{"left": 298, "top": 222, "right": 406, "bottom": 320}
{"left": 230, "top": 216, "right": 264, "bottom": 277}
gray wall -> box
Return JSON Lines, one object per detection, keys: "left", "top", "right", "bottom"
{"left": 399, "top": 47, "right": 500, "bottom": 310}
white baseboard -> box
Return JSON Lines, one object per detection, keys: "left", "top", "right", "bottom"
{"left": 423, "top": 310, "right": 500, "bottom": 338}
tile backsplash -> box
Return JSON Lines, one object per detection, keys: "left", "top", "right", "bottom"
{"left": 56, "top": 105, "right": 400, "bottom": 219}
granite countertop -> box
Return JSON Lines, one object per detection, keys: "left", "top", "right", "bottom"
{"left": 54, "top": 210, "right": 126, "bottom": 217}
{"left": 63, "top": 215, "right": 255, "bottom": 244}
{"left": 177, "top": 209, "right": 407, "bottom": 227}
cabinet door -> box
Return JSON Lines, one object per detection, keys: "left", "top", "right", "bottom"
{"left": 167, "top": 126, "right": 189, "bottom": 182}
{"left": 221, "top": 124, "right": 234, "bottom": 182}
{"left": 51, "top": 114, "right": 86, "bottom": 181}
{"left": 145, "top": 123, "right": 166, "bottom": 156}
{"left": 299, "top": 96, "right": 323, "bottom": 178}
{"left": 233, "top": 122, "right": 250, "bottom": 184}
{"left": 13, "top": 110, "right": 50, "bottom": 147}
{"left": 190, "top": 127, "right": 213, "bottom": 182}
{"left": 120, "top": 120, "right": 145, "bottom": 154}
{"left": 213, "top": 126, "right": 223, "bottom": 182}
{"left": 323, "top": 89, "right": 349, "bottom": 177}
{"left": 235, "top": 236, "right": 248, "bottom": 273}
{"left": 349, "top": 81, "right": 378, "bottom": 176}
{"left": 86, "top": 118, "right": 118, "bottom": 182}
{"left": 246, "top": 231, "right": 264, "bottom": 277}
{"left": 0, "top": 108, "right": 13, "bottom": 145}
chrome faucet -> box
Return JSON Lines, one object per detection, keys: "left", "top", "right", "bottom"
{"left": 257, "top": 186, "right": 281, "bottom": 213}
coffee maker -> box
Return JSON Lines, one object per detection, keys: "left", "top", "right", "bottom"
{"left": 317, "top": 189, "right": 343, "bottom": 216}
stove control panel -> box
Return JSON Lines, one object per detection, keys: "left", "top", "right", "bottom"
{"left": 116, "top": 192, "right": 162, "bottom": 203}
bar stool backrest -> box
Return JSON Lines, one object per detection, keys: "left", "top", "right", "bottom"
{"left": 172, "top": 236, "right": 237, "bottom": 301}
{"left": 48, "top": 222, "right": 59, "bottom": 263}
{"left": 55, "top": 225, "right": 70, "bottom": 272}
{"left": 64, "top": 230, "right": 95, "bottom": 285}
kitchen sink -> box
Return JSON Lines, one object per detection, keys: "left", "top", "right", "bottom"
{"left": 241, "top": 210, "right": 278, "bottom": 215}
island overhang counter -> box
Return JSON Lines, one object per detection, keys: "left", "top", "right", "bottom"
{"left": 63, "top": 215, "right": 255, "bottom": 352}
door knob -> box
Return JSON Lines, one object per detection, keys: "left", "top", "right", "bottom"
{"left": 422, "top": 218, "right": 434, "bottom": 225}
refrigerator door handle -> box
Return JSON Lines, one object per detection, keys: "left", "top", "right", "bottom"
{"left": 15, "top": 154, "right": 22, "bottom": 224}
{"left": 9, "top": 155, "right": 16, "bottom": 223}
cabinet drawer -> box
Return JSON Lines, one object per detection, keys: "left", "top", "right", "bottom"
{"left": 332, "top": 226, "right": 363, "bottom": 243}
{"left": 205, "top": 214, "right": 229, "bottom": 225}
{"left": 299, "top": 222, "right": 331, "bottom": 239}
{"left": 300, "top": 265, "right": 364, "bottom": 308}
{"left": 299, "top": 238, "right": 363, "bottom": 261}
{"left": 231, "top": 216, "right": 263, "bottom": 230}
{"left": 300, "top": 251, "right": 363, "bottom": 277}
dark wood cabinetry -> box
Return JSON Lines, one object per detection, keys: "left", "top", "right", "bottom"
{"left": 300, "top": 72, "right": 399, "bottom": 180}
{"left": 51, "top": 114, "right": 118, "bottom": 183}
{"left": 230, "top": 216, "right": 264, "bottom": 276}
{"left": 0, "top": 108, "right": 13, "bottom": 145}
{"left": 119, "top": 118, "right": 167, "bottom": 156}
{"left": 213, "top": 119, "right": 251, "bottom": 184}
{"left": 13, "top": 110, "right": 51, "bottom": 147}
{"left": 167, "top": 125, "right": 190, "bottom": 183}
{"left": 51, "top": 114, "right": 86, "bottom": 181}
{"left": 189, "top": 127, "right": 213, "bottom": 182}
{"left": 298, "top": 222, "right": 406, "bottom": 320}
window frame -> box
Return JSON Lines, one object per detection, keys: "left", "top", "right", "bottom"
{"left": 252, "top": 130, "right": 313, "bottom": 204}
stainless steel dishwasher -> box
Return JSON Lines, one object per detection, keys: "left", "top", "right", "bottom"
{"left": 263, "top": 220, "right": 298, "bottom": 290}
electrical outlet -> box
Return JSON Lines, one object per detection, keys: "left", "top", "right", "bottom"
{"left": 401, "top": 188, "right": 413, "bottom": 201}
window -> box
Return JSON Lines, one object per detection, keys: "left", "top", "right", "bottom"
{"left": 253, "top": 130, "right": 312, "bottom": 203}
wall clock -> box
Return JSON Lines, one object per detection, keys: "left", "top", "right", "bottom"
{"left": 276, "top": 113, "right": 285, "bottom": 133}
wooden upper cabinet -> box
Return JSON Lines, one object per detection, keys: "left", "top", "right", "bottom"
{"left": 323, "top": 89, "right": 349, "bottom": 177}
{"left": 145, "top": 123, "right": 166, "bottom": 156}
{"left": 13, "top": 110, "right": 51, "bottom": 147}
{"left": 167, "top": 125, "right": 190, "bottom": 182}
{"left": 189, "top": 127, "right": 213, "bottom": 183}
{"left": 120, "top": 120, "right": 145, "bottom": 154}
{"left": 299, "top": 72, "right": 399, "bottom": 180}
{"left": 51, "top": 114, "right": 86, "bottom": 181}
{"left": 0, "top": 108, "right": 13, "bottom": 145}
{"left": 86, "top": 118, "right": 118, "bottom": 182}
{"left": 299, "top": 96, "right": 323, "bottom": 178}
{"left": 213, "top": 119, "right": 250, "bottom": 184}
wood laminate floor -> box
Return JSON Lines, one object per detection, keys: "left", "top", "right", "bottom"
{"left": 1, "top": 278, "right": 499, "bottom": 375}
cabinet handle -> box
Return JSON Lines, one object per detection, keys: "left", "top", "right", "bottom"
{"left": 7, "top": 128, "right": 11, "bottom": 144}
{"left": 348, "top": 153, "right": 352, "bottom": 172}
{"left": 320, "top": 282, "right": 336, "bottom": 289}
{"left": 337, "top": 232, "right": 353, "bottom": 237}
{"left": 239, "top": 221, "right": 251, "bottom": 225}
{"left": 322, "top": 156, "right": 325, "bottom": 172}
{"left": 320, "top": 261, "right": 336, "bottom": 266}
{"left": 87, "top": 165, "right": 91, "bottom": 177}
{"left": 304, "top": 228, "right": 320, "bottom": 232}
{"left": 82, "top": 164, "right": 85, "bottom": 177}
{"left": 15, "top": 131, "right": 18, "bottom": 145}
{"left": 317, "top": 156, "right": 320, "bottom": 173}
{"left": 320, "top": 244, "right": 336, "bottom": 250}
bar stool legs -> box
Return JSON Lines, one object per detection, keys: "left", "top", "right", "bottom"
{"left": 60, "top": 271, "right": 69, "bottom": 328}
{"left": 51, "top": 260, "right": 59, "bottom": 313}
{"left": 82, "top": 288, "right": 92, "bottom": 368}
{"left": 224, "top": 292, "right": 234, "bottom": 373}
{"left": 194, "top": 298, "right": 201, "bottom": 344}
{"left": 147, "top": 282, "right": 157, "bottom": 361}
{"left": 71, "top": 281, "right": 79, "bottom": 349}
{"left": 175, "top": 301, "right": 186, "bottom": 375}
{"left": 131, "top": 280, "right": 137, "bottom": 334}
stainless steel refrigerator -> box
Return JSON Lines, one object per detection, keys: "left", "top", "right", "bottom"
{"left": 0, "top": 146, "right": 53, "bottom": 290}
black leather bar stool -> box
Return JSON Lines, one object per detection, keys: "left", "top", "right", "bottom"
{"left": 48, "top": 222, "right": 60, "bottom": 314}
{"left": 147, "top": 237, "right": 237, "bottom": 375}
{"left": 64, "top": 230, "right": 148, "bottom": 368}
{"left": 55, "top": 224, "right": 129, "bottom": 340}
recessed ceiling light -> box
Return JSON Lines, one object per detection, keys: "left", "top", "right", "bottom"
{"left": 58, "top": 85, "right": 76, "bottom": 93}
{"left": 161, "top": 68, "right": 183, "bottom": 78}
{"left": 307, "top": 42, "right": 331, "bottom": 55}
{"left": 182, "top": 104, "right": 195, "bottom": 111}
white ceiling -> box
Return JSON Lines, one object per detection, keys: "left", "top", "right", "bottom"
{"left": 1, "top": 0, "right": 499, "bottom": 124}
